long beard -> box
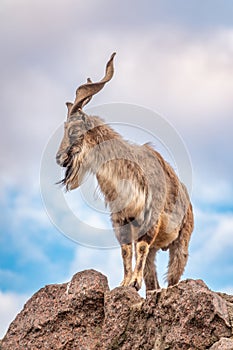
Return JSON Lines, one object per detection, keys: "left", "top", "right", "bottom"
{"left": 59, "top": 153, "right": 80, "bottom": 191}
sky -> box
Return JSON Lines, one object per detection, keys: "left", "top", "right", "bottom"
{"left": 1, "top": 0, "right": 233, "bottom": 339}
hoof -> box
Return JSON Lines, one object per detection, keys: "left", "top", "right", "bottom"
{"left": 129, "top": 280, "right": 140, "bottom": 291}
{"left": 120, "top": 277, "right": 131, "bottom": 287}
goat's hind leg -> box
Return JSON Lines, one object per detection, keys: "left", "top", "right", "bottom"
{"left": 167, "top": 205, "right": 194, "bottom": 287}
{"left": 143, "top": 246, "right": 160, "bottom": 291}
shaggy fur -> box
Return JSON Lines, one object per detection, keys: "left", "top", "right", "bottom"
{"left": 56, "top": 54, "right": 194, "bottom": 291}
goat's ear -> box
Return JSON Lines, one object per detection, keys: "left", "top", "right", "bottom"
{"left": 81, "top": 114, "right": 94, "bottom": 130}
{"left": 66, "top": 102, "right": 73, "bottom": 119}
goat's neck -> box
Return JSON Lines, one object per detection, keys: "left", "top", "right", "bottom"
{"left": 85, "top": 123, "right": 124, "bottom": 177}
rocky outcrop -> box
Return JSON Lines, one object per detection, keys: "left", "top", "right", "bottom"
{"left": 1, "top": 270, "right": 233, "bottom": 350}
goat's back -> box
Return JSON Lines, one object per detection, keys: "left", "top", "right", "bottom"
{"left": 141, "top": 144, "right": 191, "bottom": 234}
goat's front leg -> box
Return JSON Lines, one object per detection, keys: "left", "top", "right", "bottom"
{"left": 129, "top": 222, "right": 161, "bottom": 291}
{"left": 129, "top": 240, "right": 149, "bottom": 291}
{"left": 112, "top": 217, "right": 133, "bottom": 287}
{"left": 120, "top": 243, "right": 133, "bottom": 286}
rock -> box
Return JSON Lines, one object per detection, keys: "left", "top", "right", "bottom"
{"left": 1, "top": 270, "right": 233, "bottom": 350}
{"left": 95, "top": 286, "right": 143, "bottom": 349}
{"left": 1, "top": 269, "right": 109, "bottom": 350}
{"left": 209, "top": 337, "right": 233, "bottom": 350}
{"left": 96, "top": 279, "right": 232, "bottom": 350}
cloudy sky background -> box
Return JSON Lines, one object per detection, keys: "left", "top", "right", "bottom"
{"left": 1, "top": 0, "right": 233, "bottom": 338}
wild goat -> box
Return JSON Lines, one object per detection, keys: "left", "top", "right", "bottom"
{"left": 56, "top": 53, "right": 194, "bottom": 291}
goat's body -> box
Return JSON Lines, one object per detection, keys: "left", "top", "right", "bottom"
{"left": 59, "top": 116, "right": 193, "bottom": 291}
{"left": 56, "top": 54, "right": 194, "bottom": 291}
{"left": 94, "top": 121, "right": 193, "bottom": 291}
{"left": 95, "top": 138, "right": 190, "bottom": 240}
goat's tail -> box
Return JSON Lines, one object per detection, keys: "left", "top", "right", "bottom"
{"left": 166, "top": 203, "right": 194, "bottom": 286}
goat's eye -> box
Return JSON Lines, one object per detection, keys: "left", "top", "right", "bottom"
{"left": 68, "top": 128, "right": 79, "bottom": 138}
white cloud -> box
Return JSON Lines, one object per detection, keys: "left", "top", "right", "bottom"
{"left": 0, "top": 291, "right": 29, "bottom": 339}
{"left": 220, "top": 286, "right": 233, "bottom": 294}
{"left": 112, "top": 29, "right": 233, "bottom": 127}
{"left": 1, "top": 24, "right": 233, "bottom": 190}
{"left": 69, "top": 245, "right": 122, "bottom": 289}
{"left": 206, "top": 214, "right": 233, "bottom": 257}
{"left": 187, "top": 209, "right": 233, "bottom": 275}
{"left": 0, "top": 188, "right": 53, "bottom": 264}
{"left": 193, "top": 179, "right": 233, "bottom": 207}
{"left": 1, "top": 0, "right": 233, "bottom": 189}
{"left": 12, "top": 191, "right": 49, "bottom": 228}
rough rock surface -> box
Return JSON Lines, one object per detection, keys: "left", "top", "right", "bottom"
{"left": 1, "top": 270, "right": 233, "bottom": 350}
{"left": 1, "top": 270, "right": 108, "bottom": 350}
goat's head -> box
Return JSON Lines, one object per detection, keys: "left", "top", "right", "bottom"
{"left": 56, "top": 53, "right": 116, "bottom": 190}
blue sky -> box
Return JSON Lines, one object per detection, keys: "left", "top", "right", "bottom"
{"left": 1, "top": 0, "right": 233, "bottom": 338}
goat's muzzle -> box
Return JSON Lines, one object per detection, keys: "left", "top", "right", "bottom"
{"left": 56, "top": 152, "right": 69, "bottom": 167}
